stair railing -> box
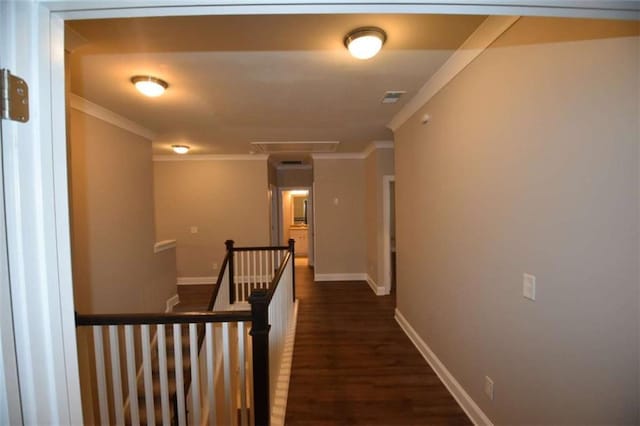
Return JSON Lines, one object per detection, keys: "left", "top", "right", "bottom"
{"left": 75, "top": 239, "right": 296, "bottom": 426}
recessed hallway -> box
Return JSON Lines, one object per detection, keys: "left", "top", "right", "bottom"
{"left": 285, "top": 264, "right": 471, "bottom": 425}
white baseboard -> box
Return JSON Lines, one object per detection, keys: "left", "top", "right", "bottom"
{"left": 394, "top": 309, "right": 492, "bottom": 426}
{"left": 177, "top": 276, "right": 217, "bottom": 285}
{"left": 165, "top": 294, "right": 180, "bottom": 312}
{"left": 366, "top": 274, "right": 388, "bottom": 296}
{"left": 313, "top": 273, "right": 368, "bottom": 282}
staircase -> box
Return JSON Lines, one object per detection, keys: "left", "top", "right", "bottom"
{"left": 76, "top": 240, "right": 297, "bottom": 426}
{"left": 125, "top": 325, "right": 192, "bottom": 425}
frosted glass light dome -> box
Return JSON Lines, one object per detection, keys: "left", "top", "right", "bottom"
{"left": 344, "top": 28, "right": 387, "bottom": 60}
{"left": 131, "top": 76, "right": 168, "bottom": 97}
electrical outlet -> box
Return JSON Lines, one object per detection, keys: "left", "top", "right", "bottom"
{"left": 484, "top": 376, "right": 494, "bottom": 400}
{"left": 212, "top": 262, "right": 218, "bottom": 270}
{"left": 190, "top": 226, "right": 198, "bottom": 234}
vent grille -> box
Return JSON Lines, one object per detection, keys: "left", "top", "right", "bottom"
{"left": 281, "top": 160, "right": 303, "bottom": 165}
{"left": 381, "top": 90, "right": 407, "bottom": 104}
{"left": 251, "top": 141, "right": 339, "bottom": 153}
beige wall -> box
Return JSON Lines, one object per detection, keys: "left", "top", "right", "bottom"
{"left": 365, "top": 149, "right": 395, "bottom": 285}
{"left": 313, "top": 159, "right": 366, "bottom": 275}
{"left": 277, "top": 167, "right": 313, "bottom": 187}
{"left": 69, "top": 109, "right": 176, "bottom": 314}
{"left": 154, "top": 159, "right": 270, "bottom": 277}
{"left": 395, "top": 18, "right": 639, "bottom": 424}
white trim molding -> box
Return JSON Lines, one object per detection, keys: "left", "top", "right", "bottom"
{"left": 362, "top": 140, "right": 394, "bottom": 159}
{"left": 313, "top": 273, "right": 368, "bottom": 282}
{"left": 154, "top": 239, "right": 176, "bottom": 253}
{"left": 69, "top": 93, "right": 157, "bottom": 140}
{"left": 177, "top": 276, "right": 217, "bottom": 285}
{"left": 382, "top": 175, "right": 396, "bottom": 295}
{"left": 387, "top": 15, "right": 520, "bottom": 131}
{"left": 366, "top": 274, "right": 387, "bottom": 296}
{"left": 271, "top": 300, "right": 299, "bottom": 426}
{"left": 165, "top": 294, "right": 180, "bottom": 312}
{"left": 395, "top": 309, "right": 493, "bottom": 426}
{"left": 153, "top": 154, "right": 268, "bottom": 161}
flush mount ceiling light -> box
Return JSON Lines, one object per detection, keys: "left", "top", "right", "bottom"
{"left": 344, "top": 27, "right": 387, "bottom": 60}
{"left": 171, "top": 145, "right": 190, "bottom": 154}
{"left": 131, "top": 75, "right": 168, "bottom": 97}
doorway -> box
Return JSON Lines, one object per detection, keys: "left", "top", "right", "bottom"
{"left": 279, "top": 187, "right": 314, "bottom": 267}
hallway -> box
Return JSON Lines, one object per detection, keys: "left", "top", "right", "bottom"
{"left": 285, "top": 264, "right": 471, "bottom": 425}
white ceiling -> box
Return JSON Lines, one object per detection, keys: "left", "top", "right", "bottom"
{"left": 68, "top": 14, "right": 486, "bottom": 155}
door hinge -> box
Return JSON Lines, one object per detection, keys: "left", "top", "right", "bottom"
{"left": 1, "top": 69, "right": 29, "bottom": 123}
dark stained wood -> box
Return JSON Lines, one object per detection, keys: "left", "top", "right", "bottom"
{"left": 175, "top": 284, "right": 215, "bottom": 311}
{"left": 285, "top": 264, "right": 471, "bottom": 425}
{"left": 249, "top": 289, "right": 272, "bottom": 426}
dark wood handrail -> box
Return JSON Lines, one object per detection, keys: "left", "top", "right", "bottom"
{"left": 75, "top": 310, "right": 251, "bottom": 326}
{"left": 232, "top": 245, "right": 290, "bottom": 252}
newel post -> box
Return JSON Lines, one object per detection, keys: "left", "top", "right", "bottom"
{"left": 225, "top": 240, "right": 235, "bottom": 305}
{"left": 288, "top": 238, "right": 296, "bottom": 302}
{"left": 249, "top": 289, "right": 271, "bottom": 426}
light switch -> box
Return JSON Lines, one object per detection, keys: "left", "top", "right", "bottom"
{"left": 333, "top": 197, "right": 339, "bottom": 206}
{"left": 523, "top": 273, "right": 536, "bottom": 301}
{"left": 190, "top": 226, "right": 198, "bottom": 234}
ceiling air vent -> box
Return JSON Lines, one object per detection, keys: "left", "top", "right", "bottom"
{"left": 251, "top": 141, "right": 340, "bottom": 154}
{"left": 381, "top": 90, "right": 407, "bottom": 104}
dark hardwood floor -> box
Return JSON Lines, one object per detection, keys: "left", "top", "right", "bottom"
{"left": 285, "top": 264, "right": 471, "bottom": 425}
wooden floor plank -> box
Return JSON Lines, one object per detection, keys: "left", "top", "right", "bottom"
{"left": 285, "top": 264, "right": 471, "bottom": 425}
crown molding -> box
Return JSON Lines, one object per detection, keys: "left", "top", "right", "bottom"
{"left": 69, "top": 93, "right": 157, "bottom": 140}
{"left": 362, "top": 140, "right": 394, "bottom": 158}
{"left": 387, "top": 15, "right": 520, "bottom": 132}
{"left": 153, "top": 154, "right": 268, "bottom": 161}
{"left": 312, "top": 140, "right": 394, "bottom": 160}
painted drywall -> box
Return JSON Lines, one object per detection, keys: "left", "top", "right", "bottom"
{"left": 277, "top": 167, "right": 313, "bottom": 187}
{"left": 69, "top": 109, "right": 176, "bottom": 314}
{"left": 313, "top": 159, "right": 366, "bottom": 275}
{"left": 365, "top": 149, "right": 395, "bottom": 287}
{"left": 153, "top": 159, "right": 270, "bottom": 277}
{"left": 395, "top": 17, "right": 639, "bottom": 424}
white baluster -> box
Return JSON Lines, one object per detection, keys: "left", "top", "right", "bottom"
{"left": 206, "top": 323, "right": 216, "bottom": 426}
{"left": 109, "top": 325, "right": 125, "bottom": 425}
{"left": 157, "top": 324, "right": 171, "bottom": 426}
{"left": 141, "top": 325, "right": 155, "bottom": 426}
{"left": 252, "top": 250, "right": 257, "bottom": 294}
{"left": 222, "top": 322, "right": 233, "bottom": 425}
{"left": 173, "top": 324, "right": 187, "bottom": 426}
{"left": 238, "top": 322, "right": 248, "bottom": 426}
{"left": 124, "top": 325, "right": 140, "bottom": 426}
{"left": 92, "top": 326, "right": 110, "bottom": 426}
{"left": 189, "top": 323, "right": 201, "bottom": 426}
{"left": 259, "top": 250, "right": 264, "bottom": 289}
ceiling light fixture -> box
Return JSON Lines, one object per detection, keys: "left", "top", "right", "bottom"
{"left": 344, "top": 27, "right": 387, "bottom": 60}
{"left": 131, "top": 75, "right": 168, "bottom": 97}
{"left": 171, "top": 145, "right": 190, "bottom": 154}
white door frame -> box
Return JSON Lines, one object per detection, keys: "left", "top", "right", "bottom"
{"left": 269, "top": 184, "right": 280, "bottom": 246}
{"left": 3, "top": 1, "right": 636, "bottom": 423}
{"left": 382, "top": 175, "right": 396, "bottom": 295}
